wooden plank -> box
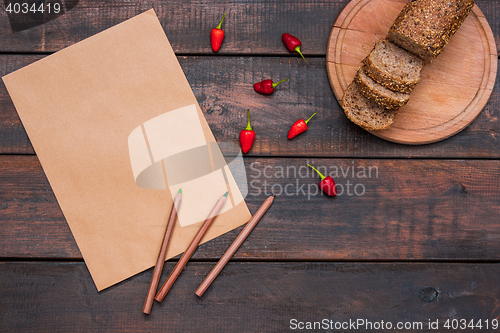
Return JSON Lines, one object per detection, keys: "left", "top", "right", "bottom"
{"left": 1, "top": 55, "right": 500, "bottom": 157}
{"left": 0, "top": 54, "right": 41, "bottom": 154}
{"left": 1, "top": 262, "right": 499, "bottom": 332}
{"left": 0, "top": 0, "right": 344, "bottom": 55}
{"left": 1, "top": 155, "right": 499, "bottom": 261}
{"left": 0, "top": 0, "right": 498, "bottom": 55}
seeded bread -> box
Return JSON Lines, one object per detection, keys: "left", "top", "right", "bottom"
{"left": 355, "top": 67, "right": 410, "bottom": 110}
{"left": 363, "top": 39, "right": 424, "bottom": 93}
{"left": 341, "top": 81, "right": 398, "bottom": 131}
{"left": 387, "top": 0, "right": 475, "bottom": 62}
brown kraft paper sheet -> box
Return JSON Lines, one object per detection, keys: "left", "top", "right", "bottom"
{"left": 2, "top": 9, "right": 251, "bottom": 291}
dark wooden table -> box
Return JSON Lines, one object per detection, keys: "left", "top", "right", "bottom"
{"left": 1, "top": 1, "right": 499, "bottom": 332}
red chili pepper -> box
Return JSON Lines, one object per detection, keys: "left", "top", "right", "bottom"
{"left": 282, "top": 33, "right": 306, "bottom": 61}
{"left": 287, "top": 113, "right": 316, "bottom": 139}
{"left": 211, "top": 13, "right": 226, "bottom": 52}
{"left": 239, "top": 109, "right": 255, "bottom": 153}
{"left": 253, "top": 79, "right": 289, "bottom": 95}
{"left": 308, "top": 164, "right": 337, "bottom": 197}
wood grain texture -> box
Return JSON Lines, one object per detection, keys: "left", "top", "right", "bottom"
{"left": 1, "top": 155, "right": 499, "bottom": 261}
{"left": 1, "top": 1, "right": 498, "bottom": 329}
{"left": 1, "top": 55, "right": 500, "bottom": 157}
{"left": 0, "top": 54, "right": 42, "bottom": 154}
{"left": 0, "top": 0, "right": 344, "bottom": 55}
{"left": 1, "top": 262, "right": 499, "bottom": 332}
{"left": 327, "top": 0, "right": 498, "bottom": 144}
{"left": 0, "top": 0, "right": 498, "bottom": 55}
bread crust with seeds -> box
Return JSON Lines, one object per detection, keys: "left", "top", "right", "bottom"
{"left": 355, "top": 67, "right": 410, "bottom": 110}
{"left": 363, "top": 39, "right": 424, "bottom": 93}
{"left": 341, "top": 81, "right": 398, "bottom": 131}
{"left": 387, "top": 0, "right": 475, "bottom": 62}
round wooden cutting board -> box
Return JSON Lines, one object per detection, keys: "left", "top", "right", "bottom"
{"left": 326, "top": 0, "right": 497, "bottom": 145}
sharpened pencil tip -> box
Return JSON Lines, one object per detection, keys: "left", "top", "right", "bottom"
{"left": 178, "top": 188, "right": 182, "bottom": 194}
{"left": 223, "top": 191, "right": 229, "bottom": 197}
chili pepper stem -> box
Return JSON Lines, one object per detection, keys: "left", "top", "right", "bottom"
{"left": 216, "top": 12, "right": 226, "bottom": 30}
{"left": 307, "top": 164, "right": 325, "bottom": 180}
{"left": 294, "top": 46, "right": 306, "bottom": 61}
{"left": 272, "top": 79, "right": 289, "bottom": 89}
{"left": 245, "top": 109, "right": 252, "bottom": 131}
{"left": 304, "top": 113, "right": 317, "bottom": 124}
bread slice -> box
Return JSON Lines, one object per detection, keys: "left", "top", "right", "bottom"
{"left": 387, "top": 0, "right": 475, "bottom": 62}
{"left": 341, "top": 81, "right": 398, "bottom": 131}
{"left": 363, "top": 39, "right": 424, "bottom": 93}
{"left": 355, "top": 67, "right": 410, "bottom": 110}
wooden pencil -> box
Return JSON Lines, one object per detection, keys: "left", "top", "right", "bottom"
{"left": 154, "top": 191, "right": 228, "bottom": 303}
{"left": 142, "top": 188, "right": 182, "bottom": 314}
{"left": 195, "top": 194, "right": 275, "bottom": 297}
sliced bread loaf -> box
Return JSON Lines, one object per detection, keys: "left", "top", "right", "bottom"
{"left": 387, "top": 0, "right": 475, "bottom": 62}
{"left": 355, "top": 67, "right": 410, "bottom": 110}
{"left": 341, "top": 81, "right": 398, "bottom": 131}
{"left": 363, "top": 39, "right": 424, "bottom": 93}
